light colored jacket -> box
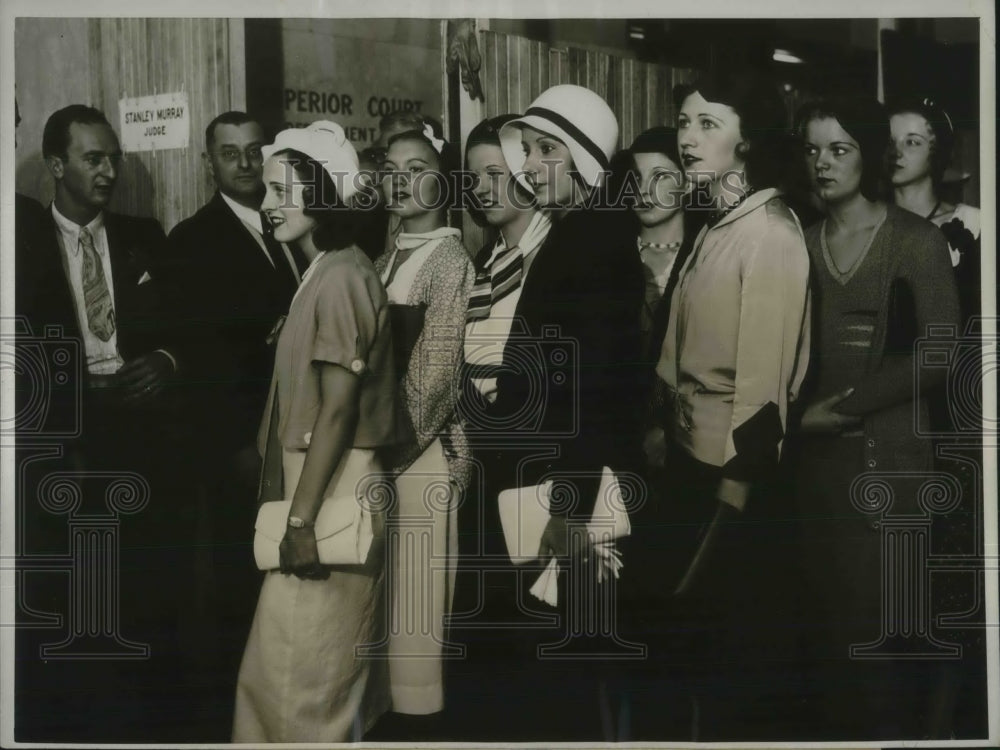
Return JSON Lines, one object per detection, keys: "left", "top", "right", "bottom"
{"left": 657, "top": 188, "right": 812, "bottom": 495}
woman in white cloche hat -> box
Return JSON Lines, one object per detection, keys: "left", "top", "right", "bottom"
{"left": 449, "top": 85, "right": 645, "bottom": 741}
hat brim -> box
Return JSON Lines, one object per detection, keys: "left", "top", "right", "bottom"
{"left": 499, "top": 114, "right": 605, "bottom": 192}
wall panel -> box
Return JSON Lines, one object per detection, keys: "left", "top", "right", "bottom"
{"left": 15, "top": 17, "right": 239, "bottom": 233}
{"left": 478, "top": 30, "right": 694, "bottom": 152}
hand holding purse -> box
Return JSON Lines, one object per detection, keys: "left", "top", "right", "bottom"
{"left": 279, "top": 525, "right": 331, "bottom": 580}
{"left": 254, "top": 492, "right": 375, "bottom": 571}
{"left": 254, "top": 375, "right": 382, "bottom": 572}
{"left": 498, "top": 467, "right": 631, "bottom": 606}
{"left": 498, "top": 466, "right": 631, "bottom": 565}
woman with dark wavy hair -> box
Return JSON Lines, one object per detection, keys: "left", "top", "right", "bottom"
{"left": 232, "top": 121, "right": 400, "bottom": 743}
{"left": 651, "top": 70, "right": 812, "bottom": 740}
{"left": 794, "top": 96, "right": 960, "bottom": 739}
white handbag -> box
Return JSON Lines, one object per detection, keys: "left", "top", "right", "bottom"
{"left": 497, "top": 466, "right": 631, "bottom": 606}
{"left": 253, "top": 494, "right": 374, "bottom": 571}
{"left": 497, "top": 466, "right": 631, "bottom": 564}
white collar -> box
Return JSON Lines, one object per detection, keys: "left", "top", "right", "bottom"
{"left": 708, "top": 187, "right": 781, "bottom": 231}
{"left": 488, "top": 211, "right": 551, "bottom": 268}
{"left": 220, "top": 191, "right": 263, "bottom": 234}
{"left": 52, "top": 203, "right": 105, "bottom": 256}
{"left": 395, "top": 226, "right": 461, "bottom": 251}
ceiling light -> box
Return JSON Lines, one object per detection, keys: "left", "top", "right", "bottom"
{"left": 773, "top": 49, "right": 804, "bottom": 64}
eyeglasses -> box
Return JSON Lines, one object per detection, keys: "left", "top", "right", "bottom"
{"left": 215, "top": 146, "right": 264, "bottom": 163}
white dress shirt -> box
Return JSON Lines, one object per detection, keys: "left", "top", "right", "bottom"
{"left": 51, "top": 204, "right": 124, "bottom": 375}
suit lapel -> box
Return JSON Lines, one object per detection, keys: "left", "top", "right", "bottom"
{"left": 511, "top": 221, "right": 557, "bottom": 327}
{"left": 39, "top": 208, "right": 84, "bottom": 340}
{"left": 211, "top": 192, "right": 277, "bottom": 275}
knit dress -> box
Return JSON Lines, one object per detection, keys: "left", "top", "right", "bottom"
{"left": 794, "top": 205, "right": 960, "bottom": 738}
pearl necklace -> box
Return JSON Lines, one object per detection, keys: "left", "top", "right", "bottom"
{"left": 637, "top": 238, "right": 682, "bottom": 252}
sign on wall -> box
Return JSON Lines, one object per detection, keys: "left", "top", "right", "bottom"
{"left": 119, "top": 92, "right": 190, "bottom": 152}
{"left": 281, "top": 19, "right": 443, "bottom": 151}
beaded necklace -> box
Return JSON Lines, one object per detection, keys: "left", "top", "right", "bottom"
{"left": 637, "top": 238, "right": 683, "bottom": 252}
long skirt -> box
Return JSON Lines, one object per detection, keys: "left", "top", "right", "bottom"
{"left": 387, "top": 438, "right": 459, "bottom": 714}
{"left": 637, "top": 442, "right": 801, "bottom": 741}
{"left": 794, "top": 434, "right": 942, "bottom": 740}
{"left": 231, "top": 448, "right": 389, "bottom": 743}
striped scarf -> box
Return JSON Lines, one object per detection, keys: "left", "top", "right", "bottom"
{"left": 465, "top": 211, "right": 551, "bottom": 322}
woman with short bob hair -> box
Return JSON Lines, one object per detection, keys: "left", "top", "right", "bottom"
{"left": 672, "top": 70, "right": 794, "bottom": 196}
{"left": 794, "top": 96, "right": 960, "bottom": 739}
{"left": 651, "top": 70, "right": 812, "bottom": 739}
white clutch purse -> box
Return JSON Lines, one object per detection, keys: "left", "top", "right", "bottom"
{"left": 498, "top": 466, "right": 630, "bottom": 606}
{"left": 253, "top": 494, "right": 374, "bottom": 571}
{"left": 497, "top": 466, "right": 631, "bottom": 564}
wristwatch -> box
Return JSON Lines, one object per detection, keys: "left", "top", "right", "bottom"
{"left": 287, "top": 515, "right": 314, "bottom": 529}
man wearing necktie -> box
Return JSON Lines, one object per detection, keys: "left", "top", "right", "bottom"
{"left": 162, "top": 111, "right": 302, "bottom": 738}
{"left": 15, "top": 104, "right": 184, "bottom": 742}
{"left": 165, "top": 111, "right": 301, "bottom": 465}
{"left": 21, "top": 105, "right": 180, "bottom": 489}
{"left": 29, "top": 106, "right": 179, "bottom": 403}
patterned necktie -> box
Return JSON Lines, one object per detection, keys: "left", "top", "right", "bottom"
{"left": 79, "top": 226, "right": 116, "bottom": 341}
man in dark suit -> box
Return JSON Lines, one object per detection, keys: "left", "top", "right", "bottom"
{"left": 166, "top": 111, "right": 299, "bottom": 471}
{"left": 162, "top": 111, "right": 300, "bottom": 739}
{"left": 17, "top": 105, "right": 177, "bottom": 422}
{"left": 14, "top": 104, "right": 186, "bottom": 742}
